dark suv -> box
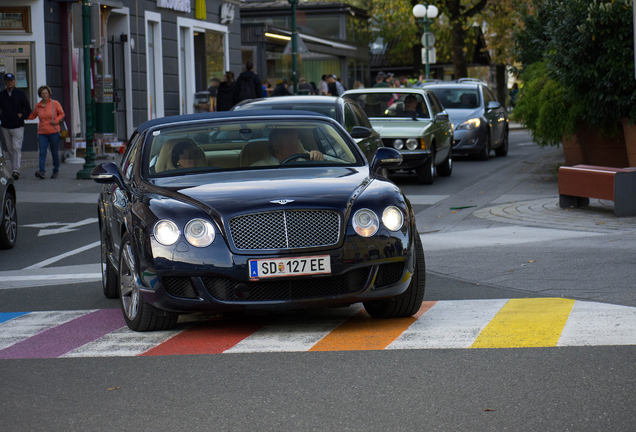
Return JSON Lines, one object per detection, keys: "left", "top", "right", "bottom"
{"left": 424, "top": 79, "right": 509, "bottom": 160}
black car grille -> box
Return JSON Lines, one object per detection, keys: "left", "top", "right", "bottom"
{"left": 374, "top": 262, "right": 405, "bottom": 287}
{"left": 228, "top": 210, "right": 340, "bottom": 250}
{"left": 201, "top": 267, "right": 371, "bottom": 302}
{"left": 163, "top": 276, "right": 198, "bottom": 299}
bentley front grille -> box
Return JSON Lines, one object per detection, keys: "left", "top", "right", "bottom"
{"left": 229, "top": 210, "right": 340, "bottom": 250}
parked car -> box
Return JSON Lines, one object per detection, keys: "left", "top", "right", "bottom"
{"left": 0, "top": 145, "right": 17, "bottom": 249}
{"left": 231, "top": 96, "right": 384, "bottom": 162}
{"left": 343, "top": 87, "right": 454, "bottom": 184}
{"left": 91, "top": 110, "right": 425, "bottom": 331}
{"left": 423, "top": 79, "right": 509, "bottom": 160}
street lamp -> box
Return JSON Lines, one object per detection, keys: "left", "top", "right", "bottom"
{"left": 288, "top": 0, "right": 299, "bottom": 94}
{"left": 413, "top": 3, "right": 439, "bottom": 79}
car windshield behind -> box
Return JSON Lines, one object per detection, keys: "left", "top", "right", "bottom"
{"left": 427, "top": 88, "right": 480, "bottom": 109}
{"left": 144, "top": 119, "right": 360, "bottom": 178}
{"left": 345, "top": 93, "right": 430, "bottom": 119}
{"left": 234, "top": 103, "right": 337, "bottom": 120}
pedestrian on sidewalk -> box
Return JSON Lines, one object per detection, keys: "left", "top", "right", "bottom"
{"left": 236, "top": 61, "right": 263, "bottom": 103}
{"left": 27, "top": 85, "right": 65, "bottom": 179}
{"left": 0, "top": 73, "right": 32, "bottom": 180}
{"left": 216, "top": 71, "right": 238, "bottom": 111}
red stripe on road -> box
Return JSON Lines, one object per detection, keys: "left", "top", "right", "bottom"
{"left": 141, "top": 316, "right": 270, "bottom": 356}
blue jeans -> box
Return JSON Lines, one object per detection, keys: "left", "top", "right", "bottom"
{"left": 38, "top": 133, "right": 61, "bottom": 173}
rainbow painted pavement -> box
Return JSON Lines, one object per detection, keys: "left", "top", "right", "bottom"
{"left": 2, "top": 298, "right": 636, "bottom": 359}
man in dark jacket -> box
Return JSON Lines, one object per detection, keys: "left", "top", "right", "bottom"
{"left": 271, "top": 78, "right": 292, "bottom": 97}
{"left": 236, "top": 61, "right": 263, "bottom": 103}
{"left": 0, "top": 73, "right": 32, "bottom": 180}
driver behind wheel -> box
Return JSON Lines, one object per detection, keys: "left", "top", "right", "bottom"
{"left": 251, "top": 129, "right": 324, "bottom": 166}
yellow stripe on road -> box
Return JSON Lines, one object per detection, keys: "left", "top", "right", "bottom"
{"left": 471, "top": 298, "right": 575, "bottom": 348}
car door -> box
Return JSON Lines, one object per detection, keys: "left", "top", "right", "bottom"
{"left": 349, "top": 102, "right": 383, "bottom": 160}
{"left": 482, "top": 87, "right": 505, "bottom": 145}
{"left": 425, "top": 92, "right": 451, "bottom": 165}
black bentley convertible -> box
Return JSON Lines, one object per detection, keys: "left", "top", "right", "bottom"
{"left": 92, "top": 110, "right": 425, "bottom": 331}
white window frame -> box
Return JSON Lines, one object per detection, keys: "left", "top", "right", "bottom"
{"left": 176, "top": 17, "right": 229, "bottom": 115}
{"left": 145, "top": 11, "right": 164, "bottom": 119}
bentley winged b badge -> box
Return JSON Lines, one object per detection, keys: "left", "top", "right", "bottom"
{"left": 270, "top": 199, "right": 295, "bottom": 205}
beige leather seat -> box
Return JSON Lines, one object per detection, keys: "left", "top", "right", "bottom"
{"left": 239, "top": 140, "right": 271, "bottom": 167}
{"left": 155, "top": 138, "right": 206, "bottom": 172}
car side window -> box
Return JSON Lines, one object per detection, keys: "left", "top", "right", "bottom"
{"left": 343, "top": 103, "right": 356, "bottom": 132}
{"left": 426, "top": 93, "right": 444, "bottom": 115}
{"left": 350, "top": 103, "right": 373, "bottom": 129}
{"left": 482, "top": 87, "right": 495, "bottom": 105}
{"left": 121, "top": 132, "right": 143, "bottom": 182}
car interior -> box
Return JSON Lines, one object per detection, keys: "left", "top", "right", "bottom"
{"left": 347, "top": 93, "right": 430, "bottom": 119}
{"left": 146, "top": 122, "right": 359, "bottom": 176}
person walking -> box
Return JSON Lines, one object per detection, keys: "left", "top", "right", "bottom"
{"left": 0, "top": 73, "right": 32, "bottom": 180}
{"left": 27, "top": 85, "right": 64, "bottom": 179}
{"left": 216, "top": 71, "right": 239, "bottom": 111}
{"left": 236, "top": 61, "right": 263, "bottom": 103}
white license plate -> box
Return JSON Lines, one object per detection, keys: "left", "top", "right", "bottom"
{"left": 249, "top": 255, "right": 331, "bottom": 279}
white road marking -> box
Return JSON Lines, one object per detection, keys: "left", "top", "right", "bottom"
{"left": 419, "top": 226, "right": 603, "bottom": 251}
{"left": 23, "top": 241, "right": 101, "bottom": 270}
{"left": 0, "top": 264, "right": 102, "bottom": 290}
{"left": 387, "top": 299, "right": 508, "bottom": 349}
{"left": 406, "top": 195, "right": 450, "bottom": 205}
{"left": 18, "top": 192, "right": 99, "bottom": 204}
{"left": 558, "top": 301, "right": 636, "bottom": 346}
{"left": 22, "top": 218, "right": 98, "bottom": 237}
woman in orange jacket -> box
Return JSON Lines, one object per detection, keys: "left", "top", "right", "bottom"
{"left": 27, "top": 85, "right": 65, "bottom": 179}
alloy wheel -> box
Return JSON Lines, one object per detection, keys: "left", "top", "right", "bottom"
{"left": 120, "top": 243, "right": 140, "bottom": 320}
{"left": 3, "top": 197, "right": 17, "bottom": 244}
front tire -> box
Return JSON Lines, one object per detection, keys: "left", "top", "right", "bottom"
{"left": 119, "top": 233, "right": 178, "bottom": 332}
{"left": 479, "top": 133, "right": 490, "bottom": 161}
{"left": 363, "top": 235, "right": 426, "bottom": 318}
{"left": 416, "top": 147, "right": 435, "bottom": 184}
{"left": 0, "top": 193, "right": 17, "bottom": 249}
{"left": 495, "top": 129, "right": 509, "bottom": 156}
{"left": 437, "top": 148, "right": 453, "bottom": 177}
{"left": 101, "top": 223, "right": 118, "bottom": 299}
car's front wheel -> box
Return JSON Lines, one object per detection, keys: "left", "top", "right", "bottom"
{"left": 119, "top": 233, "right": 178, "bottom": 332}
{"left": 0, "top": 192, "right": 17, "bottom": 249}
{"left": 437, "top": 148, "right": 453, "bottom": 177}
{"left": 416, "top": 147, "right": 435, "bottom": 184}
{"left": 363, "top": 235, "right": 426, "bottom": 318}
{"left": 495, "top": 130, "right": 509, "bottom": 156}
{"left": 101, "top": 223, "right": 118, "bottom": 299}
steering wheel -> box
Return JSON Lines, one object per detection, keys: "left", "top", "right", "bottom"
{"left": 280, "top": 153, "right": 312, "bottom": 164}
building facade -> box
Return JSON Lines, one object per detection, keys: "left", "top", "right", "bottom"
{"left": 0, "top": 0, "right": 243, "bottom": 156}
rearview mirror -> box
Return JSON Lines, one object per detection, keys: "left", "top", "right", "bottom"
{"left": 371, "top": 147, "right": 403, "bottom": 173}
{"left": 91, "top": 162, "right": 125, "bottom": 189}
{"left": 487, "top": 101, "right": 501, "bottom": 111}
{"left": 434, "top": 112, "right": 449, "bottom": 122}
{"left": 350, "top": 126, "right": 373, "bottom": 139}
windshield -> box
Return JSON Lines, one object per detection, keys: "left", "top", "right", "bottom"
{"left": 428, "top": 88, "right": 480, "bottom": 109}
{"left": 345, "top": 93, "right": 430, "bottom": 119}
{"left": 144, "top": 119, "right": 361, "bottom": 178}
{"left": 234, "top": 103, "right": 337, "bottom": 120}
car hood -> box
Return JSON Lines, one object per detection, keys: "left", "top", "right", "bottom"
{"left": 369, "top": 120, "right": 432, "bottom": 138}
{"left": 150, "top": 167, "right": 372, "bottom": 218}
{"left": 445, "top": 108, "right": 482, "bottom": 126}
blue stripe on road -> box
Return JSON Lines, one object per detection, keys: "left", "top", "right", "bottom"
{"left": 0, "top": 312, "right": 29, "bottom": 324}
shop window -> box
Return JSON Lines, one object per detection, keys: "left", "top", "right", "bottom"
{"left": 0, "top": 7, "right": 30, "bottom": 32}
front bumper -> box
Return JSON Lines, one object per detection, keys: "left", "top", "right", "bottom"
{"left": 388, "top": 150, "right": 432, "bottom": 171}
{"left": 138, "top": 227, "right": 416, "bottom": 314}
{"left": 451, "top": 128, "right": 486, "bottom": 155}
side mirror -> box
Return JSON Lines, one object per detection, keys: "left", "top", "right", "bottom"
{"left": 487, "top": 101, "right": 501, "bottom": 111}
{"left": 350, "top": 126, "right": 373, "bottom": 139}
{"left": 435, "top": 112, "right": 449, "bottom": 122}
{"left": 91, "top": 162, "right": 125, "bottom": 189}
{"left": 371, "top": 147, "right": 403, "bottom": 173}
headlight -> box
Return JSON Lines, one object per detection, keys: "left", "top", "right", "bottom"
{"left": 185, "top": 218, "right": 215, "bottom": 247}
{"left": 154, "top": 220, "right": 180, "bottom": 245}
{"left": 406, "top": 138, "right": 419, "bottom": 150}
{"left": 456, "top": 118, "right": 481, "bottom": 130}
{"left": 382, "top": 207, "right": 404, "bottom": 231}
{"left": 353, "top": 209, "right": 379, "bottom": 237}
{"left": 393, "top": 139, "right": 404, "bottom": 150}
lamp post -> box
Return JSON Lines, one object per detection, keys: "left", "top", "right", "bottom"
{"left": 288, "top": 0, "right": 299, "bottom": 94}
{"left": 77, "top": 0, "right": 96, "bottom": 179}
{"left": 413, "top": 3, "right": 439, "bottom": 79}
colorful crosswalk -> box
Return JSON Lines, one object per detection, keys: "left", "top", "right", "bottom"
{"left": 1, "top": 298, "right": 636, "bottom": 359}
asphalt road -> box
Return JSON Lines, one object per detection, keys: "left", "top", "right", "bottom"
{"left": 1, "top": 130, "right": 635, "bottom": 431}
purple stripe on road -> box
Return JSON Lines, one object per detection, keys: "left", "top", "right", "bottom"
{"left": 0, "top": 309, "right": 126, "bottom": 359}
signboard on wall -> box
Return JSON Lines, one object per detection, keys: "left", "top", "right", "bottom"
{"left": 157, "top": 0, "right": 191, "bottom": 13}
